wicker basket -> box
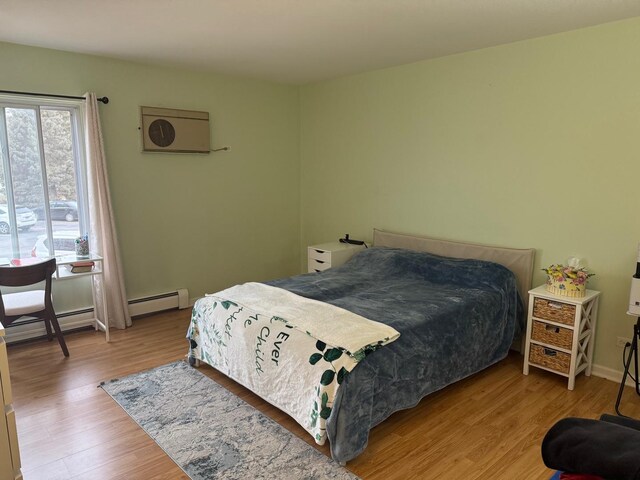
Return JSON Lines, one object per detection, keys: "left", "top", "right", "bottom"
{"left": 531, "top": 320, "right": 573, "bottom": 350}
{"left": 529, "top": 344, "right": 570, "bottom": 374}
{"left": 532, "top": 298, "right": 576, "bottom": 326}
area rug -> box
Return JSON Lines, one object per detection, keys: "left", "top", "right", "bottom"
{"left": 100, "top": 361, "right": 359, "bottom": 480}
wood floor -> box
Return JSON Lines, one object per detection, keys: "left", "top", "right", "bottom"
{"left": 6, "top": 309, "right": 640, "bottom": 480}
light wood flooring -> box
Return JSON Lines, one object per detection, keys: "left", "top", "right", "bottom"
{"left": 6, "top": 309, "right": 640, "bottom": 480}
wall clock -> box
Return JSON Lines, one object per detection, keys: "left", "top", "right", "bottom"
{"left": 148, "top": 119, "right": 176, "bottom": 147}
{"left": 141, "top": 106, "right": 210, "bottom": 153}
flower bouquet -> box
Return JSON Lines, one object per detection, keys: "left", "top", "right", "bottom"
{"left": 542, "top": 263, "right": 594, "bottom": 298}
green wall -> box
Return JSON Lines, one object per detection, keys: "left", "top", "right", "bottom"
{"left": 0, "top": 42, "right": 301, "bottom": 310}
{"left": 300, "top": 17, "right": 640, "bottom": 371}
{"left": 2, "top": 16, "right": 639, "bottom": 372}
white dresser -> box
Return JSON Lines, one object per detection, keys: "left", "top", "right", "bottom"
{"left": 307, "top": 242, "right": 365, "bottom": 273}
{"left": 0, "top": 323, "right": 21, "bottom": 480}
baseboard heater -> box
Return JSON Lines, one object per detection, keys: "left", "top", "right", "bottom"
{"left": 5, "top": 288, "right": 190, "bottom": 344}
{"left": 128, "top": 288, "right": 190, "bottom": 317}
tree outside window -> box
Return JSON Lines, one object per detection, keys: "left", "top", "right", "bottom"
{"left": 0, "top": 97, "right": 87, "bottom": 261}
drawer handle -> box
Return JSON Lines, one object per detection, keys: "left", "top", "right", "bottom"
{"left": 314, "top": 259, "right": 325, "bottom": 264}
{"left": 314, "top": 269, "right": 321, "bottom": 273}
{"left": 548, "top": 302, "right": 563, "bottom": 309}
{"left": 543, "top": 348, "right": 557, "bottom": 357}
{"left": 545, "top": 325, "right": 561, "bottom": 334}
{"left": 314, "top": 249, "right": 325, "bottom": 254}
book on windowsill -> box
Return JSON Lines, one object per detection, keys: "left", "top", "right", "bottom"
{"left": 66, "top": 261, "right": 95, "bottom": 273}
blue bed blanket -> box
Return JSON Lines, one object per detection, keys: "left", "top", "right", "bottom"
{"left": 266, "top": 247, "right": 523, "bottom": 463}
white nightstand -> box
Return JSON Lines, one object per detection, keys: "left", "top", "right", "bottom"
{"left": 523, "top": 285, "right": 600, "bottom": 390}
{"left": 307, "top": 242, "right": 365, "bottom": 273}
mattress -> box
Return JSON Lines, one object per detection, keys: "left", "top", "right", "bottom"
{"left": 188, "top": 246, "right": 523, "bottom": 463}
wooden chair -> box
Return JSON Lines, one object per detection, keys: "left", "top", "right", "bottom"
{"left": 0, "top": 258, "right": 68, "bottom": 356}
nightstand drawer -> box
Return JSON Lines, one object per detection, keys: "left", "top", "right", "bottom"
{"left": 532, "top": 297, "right": 576, "bottom": 325}
{"left": 308, "top": 258, "right": 331, "bottom": 272}
{"left": 308, "top": 248, "right": 332, "bottom": 263}
{"left": 529, "top": 344, "right": 570, "bottom": 374}
{"left": 307, "top": 242, "right": 365, "bottom": 273}
{"left": 531, "top": 320, "right": 573, "bottom": 350}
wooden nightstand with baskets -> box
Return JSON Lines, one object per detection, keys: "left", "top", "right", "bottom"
{"left": 523, "top": 285, "right": 600, "bottom": 390}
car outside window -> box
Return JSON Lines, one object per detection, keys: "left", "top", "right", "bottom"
{"left": 0, "top": 95, "right": 88, "bottom": 259}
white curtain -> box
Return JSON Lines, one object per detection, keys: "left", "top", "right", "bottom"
{"left": 84, "top": 92, "right": 131, "bottom": 330}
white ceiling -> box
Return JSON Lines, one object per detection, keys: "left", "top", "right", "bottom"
{"left": 1, "top": 0, "right": 640, "bottom": 85}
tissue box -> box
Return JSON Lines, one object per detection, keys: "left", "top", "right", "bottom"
{"left": 545, "top": 277, "right": 586, "bottom": 298}
{"left": 542, "top": 263, "right": 593, "bottom": 298}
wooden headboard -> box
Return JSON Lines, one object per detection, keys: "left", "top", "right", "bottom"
{"left": 373, "top": 229, "right": 536, "bottom": 308}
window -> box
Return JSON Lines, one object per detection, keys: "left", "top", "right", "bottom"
{"left": 0, "top": 95, "right": 88, "bottom": 260}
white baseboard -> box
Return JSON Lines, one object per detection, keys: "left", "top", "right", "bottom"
{"left": 5, "top": 288, "right": 191, "bottom": 344}
{"left": 5, "top": 308, "right": 637, "bottom": 392}
{"left": 4, "top": 309, "right": 96, "bottom": 343}
{"left": 591, "top": 363, "right": 636, "bottom": 388}
{"left": 128, "top": 288, "right": 190, "bottom": 317}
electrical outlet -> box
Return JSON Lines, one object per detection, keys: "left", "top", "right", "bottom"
{"left": 617, "top": 337, "right": 632, "bottom": 348}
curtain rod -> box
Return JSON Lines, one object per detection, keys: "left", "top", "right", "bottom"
{"left": 0, "top": 89, "right": 109, "bottom": 104}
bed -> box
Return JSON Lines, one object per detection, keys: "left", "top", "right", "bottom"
{"left": 187, "top": 229, "right": 535, "bottom": 464}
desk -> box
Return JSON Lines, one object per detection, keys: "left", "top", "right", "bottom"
{"left": 53, "top": 253, "right": 109, "bottom": 342}
{"left": 0, "top": 254, "right": 109, "bottom": 342}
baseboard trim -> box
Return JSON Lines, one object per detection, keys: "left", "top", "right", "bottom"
{"left": 591, "top": 363, "right": 636, "bottom": 388}
{"left": 4, "top": 309, "right": 97, "bottom": 343}
{"left": 128, "top": 288, "right": 190, "bottom": 317}
{"left": 5, "top": 315, "right": 636, "bottom": 391}
{"left": 5, "top": 288, "right": 192, "bottom": 344}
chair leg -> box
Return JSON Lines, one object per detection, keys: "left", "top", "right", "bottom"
{"left": 47, "top": 308, "right": 69, "bottom": 357}
{"left": 44, "top": 318, "right": 53, "bottom": 341}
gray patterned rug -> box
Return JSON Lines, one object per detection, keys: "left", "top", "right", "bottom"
{"left": 100, "top": 361, "right": 359, "bottom": 480}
